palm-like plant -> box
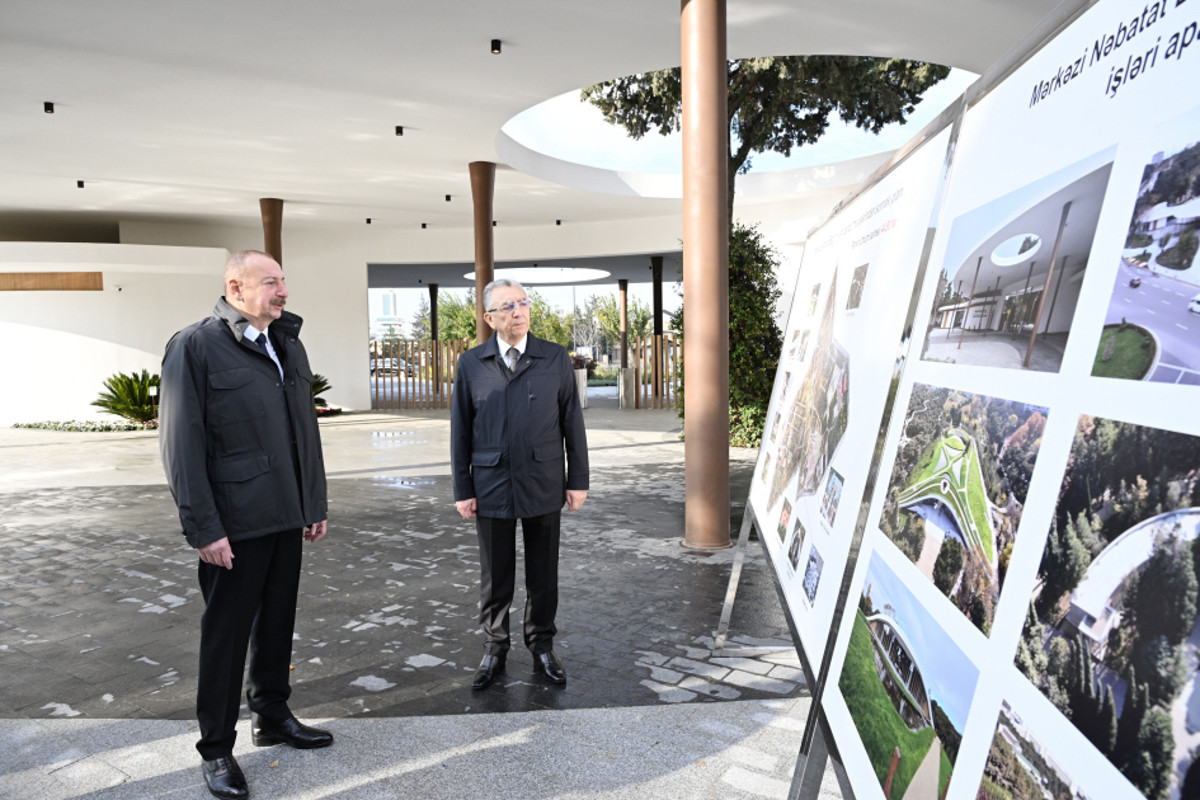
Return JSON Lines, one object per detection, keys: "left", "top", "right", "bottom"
{"left": 92, "top": 369, "right": 161, "bottom": 422}
{"left": 311, "top": 373, "right": 332, "bottom": 406}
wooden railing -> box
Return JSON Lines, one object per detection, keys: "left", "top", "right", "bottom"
{"left": 633, "top": 333, "right": 680, "bottom": 409}
{"left": 370, "top": 338, "right": 472, "bottom": 411}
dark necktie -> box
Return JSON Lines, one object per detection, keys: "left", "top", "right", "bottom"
{"left": 507, "top": 346, "right": 519, "bottom": 372}
{"left": 254, "top": 332, "right": 270, "bottom": 355}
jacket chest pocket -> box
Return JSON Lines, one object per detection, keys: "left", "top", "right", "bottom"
{"left": 208, "top": 367, "right": 266, "bottom": 425}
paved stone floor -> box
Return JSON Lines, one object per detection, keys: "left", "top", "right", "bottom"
{"left": 0, "top": 401, "right": 844, "bottom": 799}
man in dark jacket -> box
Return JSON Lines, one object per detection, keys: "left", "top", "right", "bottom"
{"left": 451, "top": 278, "right": 589, "bottom": 690}
{"left": 160, "top": 250, "right": 332, "bottom": 800}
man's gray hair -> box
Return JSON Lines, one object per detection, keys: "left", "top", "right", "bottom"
{"left": 482, "top": 278, "right": 525, "bottom": 311}
{"left": 223, "top": 249, "right": 276, "bottom": 284}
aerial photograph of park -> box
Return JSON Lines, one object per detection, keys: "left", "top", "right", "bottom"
{"left": 766, "top": 270, "right": 849, "bottom": 510}
{"left": 1094, "top": 107, "right": 1200, "bottom": 385}
{"left": 977, "top": 699, "right": 1097, "bottom": 800}
{"left": 838, "top": 552, "right": 976, "bottom": 800}
{"left": 879, "top": 383, "right": 1048, "bottom": 634}
{"left": 1015, "top": 415, "right": 1200, "bottom": 800}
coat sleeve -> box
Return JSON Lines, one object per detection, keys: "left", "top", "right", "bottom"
{"left": 449, "top": 354, "right": 476, "bottom": 501}
{"left": 558, "top": 350, "right": 589, "bottom": 491}
{"left": 158, "top": 331, "right": 226, "bottom": 548}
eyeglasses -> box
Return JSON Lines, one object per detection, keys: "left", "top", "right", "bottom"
{"left": 486, "top": 298, "right": 533, "bottom": 314}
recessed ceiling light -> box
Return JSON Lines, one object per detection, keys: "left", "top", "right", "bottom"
{"left": 395, "top": 126, "right": 403, "bottom": 136}
{"left": 44, "top": 101, "right": 54, "bottom": 114}
{"left": 421, "top": 223, "right": 427, "bottom": 229}
{"left": 366, "top": 218, "right": 372, "bottom": 224}
{"left": 491, "top": 39, "right": 502, "bottom": 55}
{"left": 76, "top": 180, "right": 84, "bottom": 188}
{"left": 556, "top": 219, "right": 562, "bottom": 226}
{"left": 445, "top": 194, "right": 451, "bottom": 202}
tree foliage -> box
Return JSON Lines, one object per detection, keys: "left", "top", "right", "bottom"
{"left": 932, "top": 537, "right": 963, "bottom": 595}
{"left": 593, "top": 293, "right": 653, "bottom": 357}
{"left": 672, "top": 222, "right": 783, "bottom": 446}
{"left": 582, "top": 56, "right": 949, "bottom": 221}
{"left": 411, "top": 289, "right": 572, "bottom": 346}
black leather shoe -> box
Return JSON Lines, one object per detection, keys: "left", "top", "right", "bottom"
{"left": 252, "top": 716, "right": 333, "bottom": 749}
{"left": 534, "top": 651, "right": 567, "bottom": 684}
{"left": 201, "top": 754, "right": 248, "bottom": 799}
{"left": 472, "top": 652, "right": 506, "bottom": 690}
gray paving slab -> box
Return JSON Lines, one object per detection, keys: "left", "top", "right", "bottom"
{"left": 0, "top": 405, "right": 843, "bottom": 799}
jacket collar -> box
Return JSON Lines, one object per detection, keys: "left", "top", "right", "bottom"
{"left": 214, "top": 296, "right": 303, "bottom": 341}
{"left": 484, "top": 331, "right": 547, "bottom": 360}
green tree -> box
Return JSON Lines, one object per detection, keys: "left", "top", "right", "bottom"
{"left": 671, "top": 223, "right": 783, "bottom": 446}
{"left": 1122, "top": 708, "right": 1174, "bottom": 800}
{"left": 932, "top": 537, "right": 964, "bottom": 595}
{"left": 434, "top": 290, "right": 479, "bottom": 341}
{"left": 1129, "top": 534, "right": 1198, "bottom": 647}
{"left": 528, "top": 291, "right": 572, "bottom": 347}
{"left": 409, "top": 297, "right": 431, "bottom": 339}
{"left": 582, "top": 56, "right": 949, "bottom": 223}
{"left": 594, "top": 293, "right": 652, "bottom": 357}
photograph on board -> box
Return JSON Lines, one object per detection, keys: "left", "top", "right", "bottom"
{"left": 921, "top": 156, "right": 1113, "bottom": 372}
{"left": 848, "top": 263, "right": 870, "bottom": 310}
{"left": 787, "top": 527, "right": 804, "bottom": 572}
{"left": 879, "top": 383, "right": 1049, "bottom": 635}
{"left": 1015, "top": 415, "right": 1200, "bottom": 799}
{"left": 802, "top": 546, "right": 824, "bottom": 605}
{"left": 978, "top": 697, "right": 1113, "bottom": 800}
{"left": 838, "top": 552, "right": 978, "bottom": 800}
{"left": 766, "top": 271, "right": 849, "bottom": 510}
{"left": 1094, "top": 105, "right": 1200, "bottom": 385}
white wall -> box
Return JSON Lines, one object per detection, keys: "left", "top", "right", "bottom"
{"left": 0, "top": 243, "right": 225, "bottom": 425}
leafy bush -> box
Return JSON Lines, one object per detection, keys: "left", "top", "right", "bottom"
{"left": 569, "top": 354, "right": 597, "bottom": 378}
{"left": 92, "top": 369, "right": 160, "bottom": 423}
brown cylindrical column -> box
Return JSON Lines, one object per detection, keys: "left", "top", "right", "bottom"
{"left": 618, "top": 279, "right": 629, "bottom": 369}
{"left": 469, "top": 161, "right": 496, "bottom": 344}
{"left": 651, "top": 256, "right": 664, "bottom": 336}
{"left": 429, "top": 283, "right": 440, "bottom": 399}
{"left": 259, "top": 198, "right": 284, "bottom": 265}
{"left": 651, "top": 255, "right": 666, "bottom": 408}
{"left": 681, "top": 0, "right": 730, "bottom": 550}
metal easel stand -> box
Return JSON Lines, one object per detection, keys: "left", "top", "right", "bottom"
{"left": 710, "top": 509, "right": 793, "bottom": 658}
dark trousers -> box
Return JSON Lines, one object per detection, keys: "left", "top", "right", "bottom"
{"left": 195, "top": 529, "right": 302, "bottom": 759}
{"left": 475, "top": 511, "right": 560, "bottom": 655}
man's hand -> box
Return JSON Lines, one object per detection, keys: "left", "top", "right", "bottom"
{"left": 456, "top": 498, "right": 478, "bottom": 519}
{"left": 566, "top": 490, "right": 588, "bottom": 512}
{"left": 198, "top": 537, "right": 234, "bottom": 570}
{"left": 304, "top": 520, "right": 328, "bottom": 542}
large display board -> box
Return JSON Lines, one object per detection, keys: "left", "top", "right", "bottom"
{"left": 813, "top": 0, "right": 1200, "bottom": 797}
{"left": 749, "top": 127, "right": 953, "bottom": 669}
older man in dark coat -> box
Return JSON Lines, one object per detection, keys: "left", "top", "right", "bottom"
{"left": 159, "top": 250, "right": 332, "bottom": 799}
{"left": 451, "top": 278, "right": 589, "bottom": 689}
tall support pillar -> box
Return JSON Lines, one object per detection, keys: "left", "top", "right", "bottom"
{"left": 651, "top": 256, "right": 664, "bottom": 336}
{"left": 681, "top": 0, "right": 730, "bottom": 550}
{"left": 1025, "top": 202, "right": 1071, "bottom": 367}
{"left": 957, "top": 257, "right": 982, "bottom": 349}
{"left": 469, "top": 161, "right": 496, "bottom": 344}
{"left": 259, "top": 198, "right": 284, "bottom": 265}
{"left": 618, "top": 279, "right": 629, "bottom": 368}
{"left": 430, "top": 283, "right": 441, "bottom": 399}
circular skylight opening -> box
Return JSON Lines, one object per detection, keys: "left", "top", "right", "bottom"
{"left": 991, "top": 234, "right": 1042, "bottom": 267}
{"left": 463, "top": 267, "right": 611, "bottom": 284}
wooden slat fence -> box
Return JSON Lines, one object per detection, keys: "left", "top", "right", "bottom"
{"left": 370, "top": 338, "right": 472, "bottom": 411}
{"left": 632, "top": 333, "right": 680, "bottom": 409}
